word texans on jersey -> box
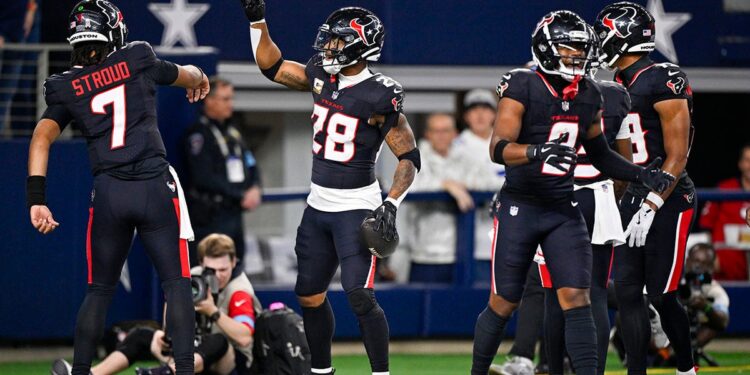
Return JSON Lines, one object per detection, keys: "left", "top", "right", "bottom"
{"left": 72, "top": 61, "right": 131, "bottom": 96}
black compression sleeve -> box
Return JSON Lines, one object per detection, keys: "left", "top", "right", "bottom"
{"left": 397, "top": 147, "right": 421, "bottom": 172}
{"left": 146, "top": 60, "right": 180, "bottom": 85}
{"left": 261, "top": 57, "right": 284, "bottom": 81}
{"left": 581, "top": 132, "right": 642, "bottom": 182}
{"left": 42, "top": 104, "right": 73, "bottom": 130}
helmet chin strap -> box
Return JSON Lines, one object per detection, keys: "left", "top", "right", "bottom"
{"left": 322, "top": 57, "right": 358, "bottom": 75}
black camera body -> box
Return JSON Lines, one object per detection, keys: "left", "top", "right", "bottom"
{"left": 191, "top": 267, "right": 219, "bottom": 304}
{"left": 678, "top": 270, "right": 712, "bottom": 304}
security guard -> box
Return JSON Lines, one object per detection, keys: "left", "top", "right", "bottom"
{"left": 183, "top": 77, "right": 261, "bottom": 266}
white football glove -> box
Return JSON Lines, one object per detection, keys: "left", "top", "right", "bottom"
{"left": 624, "top": 204, "right": 656, "bottom": 247}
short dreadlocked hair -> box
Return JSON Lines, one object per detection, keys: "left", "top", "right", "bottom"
{"left": 70, "top": 42, "right": 113, "bottom": 66}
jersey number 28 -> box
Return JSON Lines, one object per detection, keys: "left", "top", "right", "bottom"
{"left": 91, "top": 84, "right": 127, "bottom": 150}
{"left": 311, "top": 104, "right": 359, "bottom": 162}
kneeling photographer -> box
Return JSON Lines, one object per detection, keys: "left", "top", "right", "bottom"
{"left": 52, "top": 234, "right": 261, "bottom": 375}
{"left": 676, "top": 243, "right": 730, "bottom": 365}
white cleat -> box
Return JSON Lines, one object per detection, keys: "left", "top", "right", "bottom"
{"left": 491, "top": 356, "right": 535, "bottom": 375}
{"left": 50, "top": 358, "right": 72, "bottom": 375}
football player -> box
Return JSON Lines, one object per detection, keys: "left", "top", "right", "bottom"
{"left": 239, "top": 1, "right": 420, "bottom": 374}
{"left": 540, "top": 25, "right": 633, "bottom": 375}
{"left": 594, "top": 2, "right": 697, "bottom": 374}
{"left": 473, "top": 10, "right": 673, "bottom": 375}
{"left": 29, "top": 1, "right": 209, "bottom": 374}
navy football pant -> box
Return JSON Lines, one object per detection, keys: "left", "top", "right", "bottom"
{"left": 294, "top": 206, "right": 387, "bottom": 372}
{"left": 490, "top": 193, "right": 592, "bottom": 303}
{"left": 614, "top": 190, "right": 697, "bottom": 374}
{"left": 71, "top": 171, "right": 194, "bottom": 375}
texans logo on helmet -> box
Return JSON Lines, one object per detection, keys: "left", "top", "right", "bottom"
{"left": 601, "top": 6, "right": 638, "bottom": 38}
{"left": 349, "top": 16, "right": 382, "bottom": 46}
{"left": 666, "top": 76, "right": 686, "bottom": 95}
{"left": 533, "top": 14, "right": 555, "bottom": 36}
{"left": 94, "top": 0, "right": 123, "bottom": 28}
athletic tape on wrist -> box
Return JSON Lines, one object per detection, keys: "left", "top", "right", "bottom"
{"left": 646, "top": 192, "right": 664, "bottom": 209}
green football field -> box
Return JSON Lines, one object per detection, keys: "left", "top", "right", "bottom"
{"left": 1, "top": 352, "right": 748, "bottom": 375}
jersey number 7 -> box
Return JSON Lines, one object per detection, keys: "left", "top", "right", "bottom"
{"left": 311, "top": 104, "right": 359, "bottom": 162}
{"left": 91, "top": 84, "right": 127, "bottom": 150}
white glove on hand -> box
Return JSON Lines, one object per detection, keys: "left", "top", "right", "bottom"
{"left": 624, "top": 204, "right": 656, "bottom": 247}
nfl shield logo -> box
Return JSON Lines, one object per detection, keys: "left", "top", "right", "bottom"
{"left": 332, "top": 91, "right": 340, "bottom": 100}
{"left": 561, "top": 101, "right": 570, "bottom": 111}
{"left": 510, "top": 206, "right": 519, "bottom": 216}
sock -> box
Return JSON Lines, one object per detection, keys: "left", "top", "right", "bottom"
{"left": 162, "top": 278, "right": 195, "bottom": 375}
{"left": 71, "top": 284, "right": 116, "bottom": 375}
{"left": 614, "top": 282, "right": 650, "bottom": 375}
{"left": 356, "top": 303, "right": 390, "bottom": 372}
{"left": 650, "top": 293, "right": 694, "bottom": 372}
{"left": 544, "top": 289, "right": 566, "bottom": 375}
{"left": 303, "top": 298, "right": 336, "bottom": 371}
{"left": 471, "top": 305, "right": 509, "bottom": 375}
{"left": 677, "top": 367, "right": 697, "bottom": 375}
{"left": 590, "top": 283, "right": 610, "bottom": 375}
{"left": 563, "top": 305, "right": 597, "bottom": 375}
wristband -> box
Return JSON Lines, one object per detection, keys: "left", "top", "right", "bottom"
{"left": 26, "top": 175, "right": 46, "bottom": 208}
{"left": 493, "top": 139, "right": 510, "bottom": 164}
{"left": 646, "top": 192, "right": 664, "bottom": 210}
{"left": 385, "top": 197, "right": 400, "bottom": 209}
{"left": 209, "top": 310, "right": 221, "bottom": 323}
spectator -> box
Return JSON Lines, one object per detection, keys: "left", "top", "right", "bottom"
{"left": 453, "top": 89, "right": 505, "bottom": 280}
{"left": 52, "top": 234, "right": 262, "bottom": 375}
{"left": 406, "top": 113, "right": 482, "bottom": 283}
{"left": 699, "top": 143, "right": 750, "bottom": 280}
{"left": 184, "top": 77, "right": 262, "bottom": 266}
{"left": 0, "top": 0, "right": 38, "bottom": 134}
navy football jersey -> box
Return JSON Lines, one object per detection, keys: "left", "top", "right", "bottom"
{"left": 42, "top": 41, "right": 178, "bottom": 179}
{"left": 496, "top": 69, "right": 602, "bottom": 201}
{"left": 615, "top": 57, "right": 695, "bottom": 196}
{"left": 304, "top": 56, "right": 404, "bottom": 190}
{"left": 574, "top": 80, "right": 631, "bottom": 184}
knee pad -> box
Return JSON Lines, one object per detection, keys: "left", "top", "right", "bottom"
{"left": 116, "top": 328, "right": 156, "bottom": 363}
{"left": 87, "top": 283, "right": 117, "bottom": 296}
{"left": 196, "top": 333, "right": 230, "bottom": 368}
{"left": 347, "top": 288, "right": 376, "bottom": 316}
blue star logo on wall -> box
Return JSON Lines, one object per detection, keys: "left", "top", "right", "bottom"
{"left": 149, "top": 0, "right": 210, "bottom": 48}
{"left": 647, "top": 0, "right": 691, "bottom": 63}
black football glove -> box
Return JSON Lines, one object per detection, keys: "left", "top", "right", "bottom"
{"left": 636, "top": 157, "right": 675, "bottom": 193}
{"left": 239, "top": 0, "right": 265, "bottom": 23}
{"left": 526, "top": 133, "right": 577, "bottom": 173}
{"left": 368, "top": 201, "right": 398, "bottom": 242}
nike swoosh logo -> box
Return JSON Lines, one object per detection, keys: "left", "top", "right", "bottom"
{"left": 571, "top": 201, "right": 579, "bottom": 207}
{"left": 542, "top": 147, "right": 551, "bottom": 153}
{"left": 235, "top": 300, "right": 247, "bottom": 307}
{"left": 503, "top": 74, "right": 511, "bottom": 80}
{"left": 668, "top": 71, "right": 679, "bottom": 76}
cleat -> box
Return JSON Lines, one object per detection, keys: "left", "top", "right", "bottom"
{"left": 50, "top": 359, "right": 72, "bottom": 375}
{"left": 493, "top": 356, "right": 535, "bottom": 375}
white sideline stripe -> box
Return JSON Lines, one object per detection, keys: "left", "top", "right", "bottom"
{"left": 663, "top": 211, "right": 684, "bottom": 294}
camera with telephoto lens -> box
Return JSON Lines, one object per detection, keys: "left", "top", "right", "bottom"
{"left": 191, "top": 267, "right": 219, "bottom": 304}
{"left": 678, "top": 269, "right": 712, "bottom": 303}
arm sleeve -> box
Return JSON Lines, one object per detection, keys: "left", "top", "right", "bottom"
{"left": 144, "top": 59, "right": 179, "bottom": 86}
{"left": 581, "top": 132, "right": 642, "bottom": 182}
{"left": 184, "top": 130, "right": 245, "bottom": 201}
{"left": 228, "top": 290, "right": 256, "bottom": 333}
{"left": 41, "top": 104, "right": 73, "bottom": 131}
{"left": 496, "top": 69, "right": 529, "bottom": 108}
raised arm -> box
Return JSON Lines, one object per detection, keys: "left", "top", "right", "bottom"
{"left": 240, "top": 0, "right": 310, "bottom": 91}
{"left": 27, "top": 119, "right": 62, "bottom": 234}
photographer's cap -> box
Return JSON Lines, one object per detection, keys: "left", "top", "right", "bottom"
{"left": 464, "top": 89, "right": 497, "bottom": 110}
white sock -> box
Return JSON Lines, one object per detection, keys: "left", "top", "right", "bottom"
{"left": 312, "top": 368, "right": 333, "bottom": 374}
{"left": 677, "top": 367, "right": 696, "bottom": 375}
{"left": 373, "top": 372, "right": 390, "bottom": 375}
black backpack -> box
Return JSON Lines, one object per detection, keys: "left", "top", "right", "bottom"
{"left": 252, "top": 304, "right": 312, "bottom": 375}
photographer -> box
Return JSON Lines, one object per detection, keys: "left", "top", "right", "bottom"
{"left": 52, "top": 234, "right": 260, "bottom": 375}
{"left": 679, "top": 243, "right": 730, "bottom": 353}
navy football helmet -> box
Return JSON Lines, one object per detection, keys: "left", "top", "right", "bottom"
{"left": 314, "top": 7, "right": 385, "bottom": 74}
{"left": 594, "top": 2, "right": 655, "bottom": 69}
{"left": 67, "top": 0, "right": 128, "bottom": 50}
{"left": 531, "top": 10, "right": 596, "bottom": 81}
